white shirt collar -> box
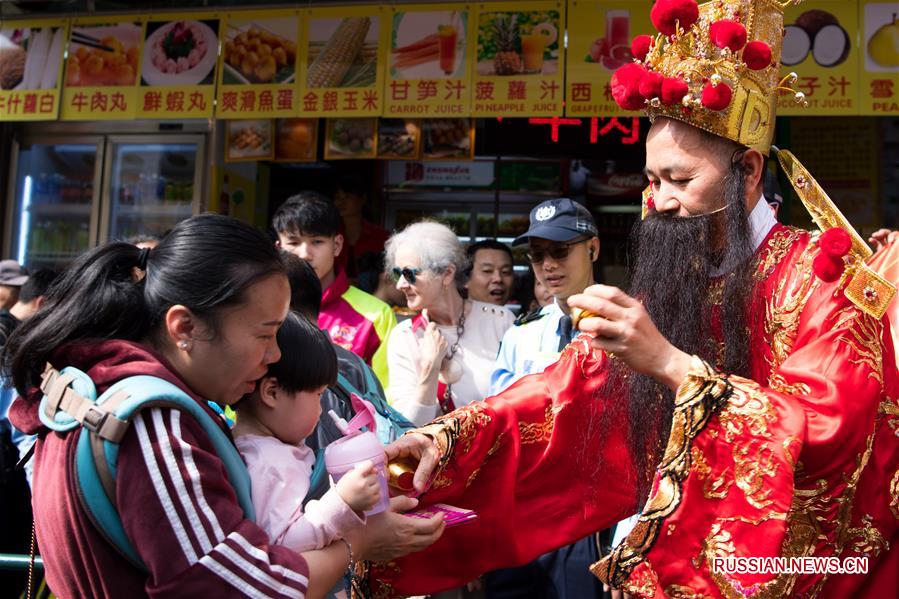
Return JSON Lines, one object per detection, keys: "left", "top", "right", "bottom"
{"left": 748, "top": 194, "right": 778, "bottom": 253}
{"left": 710, "top": 195, "right": 777, "bottom": 276}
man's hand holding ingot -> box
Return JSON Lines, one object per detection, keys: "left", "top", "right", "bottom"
{"left": 568, "top": 285, "right": 692, "bottom": 391}
{"left": 385, "top": 433, "right": 441, "bottom": 493}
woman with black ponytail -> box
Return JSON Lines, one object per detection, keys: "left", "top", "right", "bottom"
{"left": 4, "top": 214, "right": 443, "bottom": 598}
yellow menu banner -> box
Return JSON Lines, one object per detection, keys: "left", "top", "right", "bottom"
{"left": 471, "top": 1, "right": 565, "bottom": 117}
{"left": 137, "top": 13, "right": 220, "bottom": 119}
{"left": 216, "top": 10, "right": 300, "bottom": 119}
{"left": 777, "top": 1, "right": 860, "bottom": 116}
{"left": 859, "top": 1, "right": 899, "bottom": 115}
{"left": 384, "top": 4, "right": 475, "bottom": 117}
{"left": 61, "top": 16, "right": 144, "bottom": 120}
{"left": 565, "top": 1, "right": 653, "bottom": 117}
{"left": 299, "top": 6, "right": 389, "bottom": 117}
{"left": 0, "top": 19, "right": 68, "bottom": 121}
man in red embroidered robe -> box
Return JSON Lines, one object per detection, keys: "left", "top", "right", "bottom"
{"left": 369, "top": 1, "right": 899, "bottom": 595}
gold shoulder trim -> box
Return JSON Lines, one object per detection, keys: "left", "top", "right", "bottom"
{"left": 776, "top": 148, "right": 896, "bottom": 319}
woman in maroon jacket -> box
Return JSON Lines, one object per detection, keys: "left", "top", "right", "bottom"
{"left": 4, "top": 214, "right": 443, "bottom": 598}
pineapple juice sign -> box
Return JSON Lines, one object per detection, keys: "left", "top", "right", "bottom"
{"left": 384, "top": 4, "right": 476, "bottom": 117}
{"left": 472, "top": 1, "right": 565, "bottom": 117}
{"left": 215, "top": 10, "right": 300, "bottom": 119}
{"left": 565, "top": 0, "right": 653, "bottom": 116}
{"left": 299, "top": 5, "right": 389, "bottom": 117}
{"left": 777, "top": 1, "right": 859, "bottom": 116}
{"left": 860, "top": 1, "right": 899, "bottom": 114}
{"left": 0, "top": 19, "right": 68, "bottom": 121}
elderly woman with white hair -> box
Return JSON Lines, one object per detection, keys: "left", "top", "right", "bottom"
{"left": 385, "top": 221, "right": 514, "bottom": 426}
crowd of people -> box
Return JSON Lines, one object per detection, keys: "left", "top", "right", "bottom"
{"left": 0, "top": 0, "right": 897, "bottom": 594}
{"left": 0, "top": 173, "right": 893, "bottom": 597}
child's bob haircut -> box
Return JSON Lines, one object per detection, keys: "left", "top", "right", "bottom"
{"left": 267, "top": 311, "right": 338, "bottom": 393}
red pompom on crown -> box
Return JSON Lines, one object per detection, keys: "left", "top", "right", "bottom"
{"left": 742, "top": 40, "right": 772, "bottom": 70}
{"left": 709, "top": 19, "right": 747, "bottom": 52}
{"left": 632, "top": 34, "right": 654, "bottom": 61}
{"left": 701, "top": 81, "right": 732, "bottom": 110}
{"left": 639, "top": 70, "right": 664, "bottom": 100}
{"left": 818, "top": 227, "right": 852, "bottom": 258}
{"left": 813, "top": 253, "right": 844, "bottom": 283}
{"left": 661, "top": 77, "right": 689, "bottom": 106}
{"left": 650, "top": 0, "right": 700, "bottom": 36}
{"left": 611, "top": 63, "right": 648, "bottom": 110}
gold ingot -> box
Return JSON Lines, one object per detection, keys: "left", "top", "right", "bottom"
{"left": 570, "top": 307, "right": 599, "bottom": 330}
{"left": 387, "top": 459, "right": 417, "bottom": 492}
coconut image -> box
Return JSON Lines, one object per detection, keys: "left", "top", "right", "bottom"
{"left": 812, "top": 23, "right": 850, "bottom": 67}
{"left": 782, "top": 24, "right": 811, "bottom": 66}
{"left": 783, "top": 10, "right": 850, "bottom": 68}
{"left": 795, "top": 9, "right": 839, "bottom": 38}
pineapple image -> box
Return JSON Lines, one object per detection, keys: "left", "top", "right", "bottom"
{"left": 492, "top": 14, "right": 522, "bottom": 75}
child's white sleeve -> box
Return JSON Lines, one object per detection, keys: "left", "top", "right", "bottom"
{"left": 281, "top": 487, "right": 366, "bottom": 552}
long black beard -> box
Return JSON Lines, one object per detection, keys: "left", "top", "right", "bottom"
{"left": 600, "top": 167, "right": 757, "bottom": 502}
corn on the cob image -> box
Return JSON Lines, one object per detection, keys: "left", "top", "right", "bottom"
{"left": 306, "top": 17, "right": 371, "bottom": 88}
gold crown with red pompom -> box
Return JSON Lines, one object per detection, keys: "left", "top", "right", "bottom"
{"left": 612, "top": 0, "right": 808, "bottom": 155}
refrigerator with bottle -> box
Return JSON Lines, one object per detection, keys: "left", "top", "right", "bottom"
{"left": 4, "top": 132, "right": 205, "bottom": 271}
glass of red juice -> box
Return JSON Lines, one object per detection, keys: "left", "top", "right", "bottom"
{"left": 439, "top": 25, "right": 458, "bottom": 74}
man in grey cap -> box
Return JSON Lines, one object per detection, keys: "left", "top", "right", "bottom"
{"left": 486, "top": 198, "right": 610, "bottom": 599}
{"left": 0, "top": 260, "right": 29, "bottom": 311}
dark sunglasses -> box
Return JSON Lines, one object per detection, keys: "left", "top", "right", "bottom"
{"left": 526, "top": 238, "right": 588, "bottom": 264}
{"left": 391, "top": 266, "right": 423, "bottom": 284}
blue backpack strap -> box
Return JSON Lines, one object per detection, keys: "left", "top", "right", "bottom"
{"left": 40, "top": 370, "right": 254, "bottom": 573}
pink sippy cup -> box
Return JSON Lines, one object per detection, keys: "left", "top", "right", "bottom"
{"left": 324, "top": 409, "right": 390, "bottom": 515}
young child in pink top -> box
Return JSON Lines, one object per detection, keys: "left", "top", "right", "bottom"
{"left": 233, "top": 311, "right": 381, "bottom": 552}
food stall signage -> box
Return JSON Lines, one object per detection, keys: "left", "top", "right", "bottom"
{"left": 778, "top": 0, "right": 860, "bottom": 116}
{"left": 384, "top": 4, "right": 475, "bottom": 117}
{"left": 216, "top": 10, "right": 300, "bottom": 119}
{"left": 471, "top": 1, "right": 566, "bottom": 117}
{"left": 298, "top": 6, "right": 389, "bottom": 117}
{"left": 859, "top": 0, "right": 899, "bottom": 114}
{"left": 0, "top": 19, "right": 68, "bottom": 121}
{"left": 565, "top": 0, "right": 654, "bottom": 117}
{"left": 138, "top": 14, "right": 220, "bottom": 119}
{"left": 61, "top": 16, "right": 144, "bottom": 120}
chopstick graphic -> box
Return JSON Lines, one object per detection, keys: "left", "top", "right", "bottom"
{"left": 71, "top": 31, "right": 116, "bottom": 53}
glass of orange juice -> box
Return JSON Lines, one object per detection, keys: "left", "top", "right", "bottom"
{"left": 521, "top": 32, "right": 547, "bottom": 74}
{"left": 438, "top": 25, "right": 458, "bottom": 75}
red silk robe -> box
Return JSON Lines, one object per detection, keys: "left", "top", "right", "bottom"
{"left": 369, "top": 225, "right": 899, "bottom": 598}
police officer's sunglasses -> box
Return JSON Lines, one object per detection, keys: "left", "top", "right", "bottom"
{"left": 526, "top": 238, "right": 588, "bottom": 264}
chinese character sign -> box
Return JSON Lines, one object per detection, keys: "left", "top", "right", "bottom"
{"left": 860, "top": 1, "right": 899, "bottom": 114}
{"left": 300, "top": 6, "right": 388, "bottom": 117}
{"left": 472, "top": 1, "right": 565, "bottom": 117}
{"left": 0, "top": 21, "right": 68, "bottom": 121}
{"left": 62, "top": 18, "right": 143, "bottom": 120}
{"left": 138, "top": 15, "right": 219, "bottom": 119}
{"left": 778, "top": 1, "right": 859, "bottom": 116}
{"left": 216, "top": 10, "right": 299, "bottom": 119}
{"left": 384, "top": 5, "right": 474, "bottom": 117}
{"left": 565, "top": 0, "right": 653, "bottom": 117}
